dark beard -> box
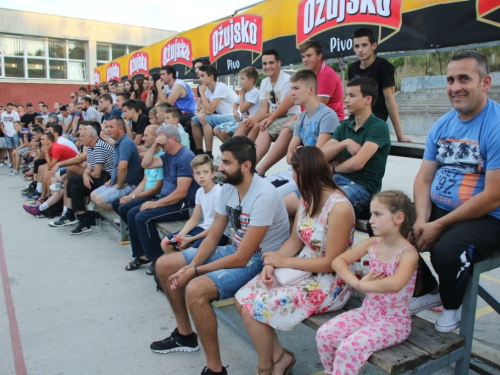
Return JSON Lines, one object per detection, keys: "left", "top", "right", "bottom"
{"left": 221, "top": 167, "right": 244, "bottom": 186}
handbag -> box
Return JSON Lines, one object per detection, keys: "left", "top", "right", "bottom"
{"left": 273, "top": 267, "right": 311, "bottom": 286}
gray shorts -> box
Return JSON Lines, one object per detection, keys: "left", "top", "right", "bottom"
{"left": 17, "top": 147, "right": 31, "bottom": 155}
{"left": 265, "top": 117, "right": 295, "bottom": 141}
{"left": 182, "top": 245, "right": 264, "bottom": 300}
{"left": 92, "top": 184, "right": 135, "bottom": 204}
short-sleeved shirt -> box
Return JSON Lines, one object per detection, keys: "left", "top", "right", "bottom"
{"left": 145, "top": 149, "right": 164, "bottom": 193}
{"left": 159, "top": 146, "right": 198, "bottom": 200}
{"left": 260, "top": 71, "right": 300, "bottom": 116}
{"left": 1, "top": 111, "right": 20, "bottom": 136}
{"left": 131, "top": 114, "right": 149, "bottom": 137}
{"left": 332, "top": 114, "right": 391, "bottom": 194}
{"left": 293, "top": 102, "right": 339, "bottom": 146}
{"left": 83, "top": 106, "right": 102, "bottom": 123}
{"left": 424, "top": 99, "right": 500, "bottom": 219}
{"left": 49, "top": 142, "right": 78, "bottom": 162}
{"left": 111, "top": 134, "right": 142, "bottom": 186}
{"left": 86, "top": 138, "right": 114, "bottom": 174}
{"left": 102, "top": 107, "right": 123, "bottom": 123}
{"left": 18, "top": 128, "right": 32, "bottom": 144}
{"left": 20, "top": 113, "right": 38, "bottom": 127}
{"left": 164, "top": 79, "right": 197, "bottom": 114}
{"left": 215, "top": 175, "right": 289, "bottom": 253}
{"left": 316, "top": 62, "right": 345, "bottom": 120}
{"left": 195, "top": 184, "right": 232, "bottom": 237}
{"left": 205, "top": 82, "right": 238, "bottom": 115}
{"left": 348, "top": 57, "right": 395, "bottom": 121}
{"left": 236, "top": 87, "right": 261, "bottom": 117}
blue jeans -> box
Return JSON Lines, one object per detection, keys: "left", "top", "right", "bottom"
{"left": 334, "top": 174, "right": 372, "bottom": 211}
{"left": 111, "top": 196, "right": 153, "bottom": 225}
{"left": 128, "top": 199, "right": 192, "bottom": 260}
{"left": 182, "top": 245, "right": 264, "bottom": 300}
{"left": 192, "top": 114, "right": 235, "bottom": 128}
{"left": 167, "top": 227, "right": 229, "bottom": 249}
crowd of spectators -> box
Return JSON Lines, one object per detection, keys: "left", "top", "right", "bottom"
{"left": 1, "top": 26, "right": 499, "bottom": 375}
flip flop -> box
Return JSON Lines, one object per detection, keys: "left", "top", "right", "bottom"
{"left": 125, "top": 257, "right": 151, "bottom": 271}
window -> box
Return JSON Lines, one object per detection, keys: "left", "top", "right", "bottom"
{"left": 0, "top": 35, "right": 86, "bottom": 80}
{"left": 96, "top": 43, "right": 144, "bottom": 66}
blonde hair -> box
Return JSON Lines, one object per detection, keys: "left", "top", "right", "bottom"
{"left": 373, "top": 190, "right": 416, "bottom": 238}
{"left": 190, "top": 154, "right": 215, "bottom": 173}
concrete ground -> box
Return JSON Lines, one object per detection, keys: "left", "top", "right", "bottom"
{"left": 1, "top": 136, "right": 499, "bottom": 375}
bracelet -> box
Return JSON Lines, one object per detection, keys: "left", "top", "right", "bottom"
{"left": 194, "top": 265, "right": 200, "bottom": 277}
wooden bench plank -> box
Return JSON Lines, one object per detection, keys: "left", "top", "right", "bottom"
{"left": 389, "top": 141, "right": 425, "bottom": 159}
{"left": 407, "top": 317, "right": 464, "bottom": 359}
{"left": 370, "top": 341, "right": 429, "bottom": 374}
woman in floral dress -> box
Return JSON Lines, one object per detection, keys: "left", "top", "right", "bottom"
{"left": 235, "top": 146, "right": 356, "bottom": 375}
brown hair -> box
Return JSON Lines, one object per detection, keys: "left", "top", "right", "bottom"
{"left": 35, "top": 116, "right": 43, "bottom": 124}
{"left": 291, "top": 146, "right": 344, "bottom": 217}
{"left": 190, "top": 154, "right": 215, "bottom": 173}
{"left": 166, "top": 107, "right": 182, "bottom": 121}
{"left": 298, "top": 39, "right": 323, "bottom": 55}
{"left": 373, "top": 190, "right": 416, "bottom": 238}
{"left": 239, "top": 66, "right": 259, "bottom": 84}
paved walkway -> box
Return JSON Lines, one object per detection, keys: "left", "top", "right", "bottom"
{"left": 1, "top": 139, "right": 499, "bottom": 374}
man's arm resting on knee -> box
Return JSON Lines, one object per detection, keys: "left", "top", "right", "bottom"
{"left": 414, "top": 160, "right": 437, "bottom": 226}
{"left": 260, "top": 95, "right": 295, "bottom": 129}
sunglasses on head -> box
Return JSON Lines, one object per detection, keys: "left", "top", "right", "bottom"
{"left": 226, "top": 204, "right": 242, "bottom": 230}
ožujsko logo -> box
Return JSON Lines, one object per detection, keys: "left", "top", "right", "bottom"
{"left": 477, "top": 0, "right": 500, "bottom": 27}
{"left": 297, "top": 0, "right": 403, "bottom": 46}
{"left": 162, "top": 38, "right": 193, "bottom": 67}
{"left": 210, "top": 14, "right": 263, "bottom": 63}
{"left": 106, "top": 62, "right": 121, "bottom": 82}
{"left": 94, "top": 70, "right": 101, "bottom": 86}
{"left": 129, "top": 51, "right": 149, "bottom": 78}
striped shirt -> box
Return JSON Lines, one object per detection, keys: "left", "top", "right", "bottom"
{"left": 87, "top": 138, "right": 114, "bottom": 173}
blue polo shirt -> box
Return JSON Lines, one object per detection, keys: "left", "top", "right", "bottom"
{"left": 111, "top": 134, "right": 142, "bottom": 186}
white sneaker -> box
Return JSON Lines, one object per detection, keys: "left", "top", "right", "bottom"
{"left": 8, "top": 170, "right": 19, "bottom": 176}
{"left": 8, "top": 163, "right": 13, "bottom": 168}
{"left": 0, "top": 163, "right": 4, "bottom": 168}
{"left": 409, "top": 291, "right": 442, "bottom": 315}
{"left": 50, "top": 181, "right": 63, "bottom": 192}
{"left": 435, "top": 307, "right": 461, "bottom": 332}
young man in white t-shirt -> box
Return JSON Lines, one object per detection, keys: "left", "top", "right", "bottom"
{"left": 161, "top": 154, "right": 231, "bottom": 253}
{"left": 0, "top": 103, "right": 21, "bottom": 167}
{"left": 152, "top": 136, "right": 289, "bottom": 375}
{"left": 214, "top": 66, "right": 261, "bottom": 142}
{"left": 190, "top": 65, "right": 238, "bottom": 159}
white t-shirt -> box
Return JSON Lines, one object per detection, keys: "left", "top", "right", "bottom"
{"left": 196, "top": 184, "right": 232, "bottom": 237}
{"left": 57, "top": 136, "right": 79, "bottom": 153}
{"left": 259, "top": 71, "right": 300, "bottom": 117}
{"left": 1, "top": 111, "right": 20, "bottom": 136}
{"left": 205, "top": 82, "right": 238, "bottom": 115}
{"left": 216, "top": 175, "right": 289, "bottom": 253}
{"left": 236, "top": 87, "right": 261, "bottom": 117}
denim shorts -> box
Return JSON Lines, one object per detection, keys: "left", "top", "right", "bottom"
{"left": 192, "top": 114, "right": 235, "bottom": 128}
{"left": 17, "top": 146, "right": 31, "bottom": 155}
{"left": 182, "top": 245, "right": 264, "bottom": 300}
{"left": 92, "top": 184, "right": 135, "bottom": 204}
{"left": 334, "top": 174, "right": 372, "bottom": 210}
{"left": 4, "top": 135, "right": 19, "bottom": 149}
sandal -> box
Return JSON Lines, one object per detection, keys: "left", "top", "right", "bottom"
{"left": 125, "top": 257, "right": 151, "bottom": 271}
{"left": 23, "top": 176, "right": 33, "bottom": 181}
{"left": 273, "top": 348, "right": 296, "bottom": 375}
{"left": 146, "top": 259, "right": 157, "bottom": 276}
{"left": 255, "top": 366, "right": 273, "bottom": 375}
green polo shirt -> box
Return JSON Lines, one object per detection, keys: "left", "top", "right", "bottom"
{"left": 332, "top": 114, "right": 391, "bottom": 194}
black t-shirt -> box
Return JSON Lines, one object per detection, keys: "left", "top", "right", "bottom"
{"left": 20, "top": 113, "right": 38, "bottom": 126}
{"left": 348, "top": 57, "right": 395, "bottom": 122}
{"left": 131, "top": 114, "right": 149, "bottom": 137}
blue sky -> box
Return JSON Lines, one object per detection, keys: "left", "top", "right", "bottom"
{"left": 0, "top": 0, "right": 262, "bottom": 32}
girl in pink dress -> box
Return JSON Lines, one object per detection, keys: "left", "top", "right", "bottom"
{"left": 316, "top": 190, "right": 419, "bottom": 375}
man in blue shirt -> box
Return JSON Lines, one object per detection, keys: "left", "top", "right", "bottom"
{"left": 411, "top": 51, "right": 500, "bottom": 333}
{"left": 90, "top": 116, "right": 141, "bottom": 215}
{"left": 124, "top": 124, "right": 199, "bottom": 275}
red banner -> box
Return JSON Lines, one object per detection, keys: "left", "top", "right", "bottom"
{"left": 94, "top": 70, "right": 101, "bottom": 86}
{"left": 209, "top": 14, "right": 263, "bottom": 62}
{"left": 297, "top": 0, "right": 403, "bottom": 45}
{"left": 106, "top": 62, "right": 121, "bottom": 82}
{"left": 161, "top": 38, "right": 193, "bottom": 68}
{"left": 128, "top": 52, "right": 149, "bottom": 78}
{"left": 478, "top": 0, "right": 499, "bottom": 15}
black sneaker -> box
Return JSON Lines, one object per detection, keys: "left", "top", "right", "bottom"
{"left": 201, "top": 366, "right": 228, "bottom": 375}
{"left": 49, "top": 213, "right": 78, "bottom": 227}
{"left": 150, "top": 328, "right": 199, "bottom": 354}
{"left": 25, "top": 191, "right": 41, "bottom": 200}
{"left": 36, "top": 208, "right": 54, "bottom": 219}
{"left": 70, "top": 222, "right": 92, "bottom": 235}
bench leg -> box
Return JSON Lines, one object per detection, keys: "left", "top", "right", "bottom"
{"left": 478, "top": 283, "right": 500, "bottom": 314}
{"left": 454, "top": 272, "right": 480, "bottom": 375}
{"left": 120, "top": 218, "right": 128, "bottom": 242}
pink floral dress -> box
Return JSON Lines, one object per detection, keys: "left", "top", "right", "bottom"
{"left": 235, "top": 191, "right": 355, "bottom": 331}
{"left": 315, "top": 238, "right": 417, "bottom": 375}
